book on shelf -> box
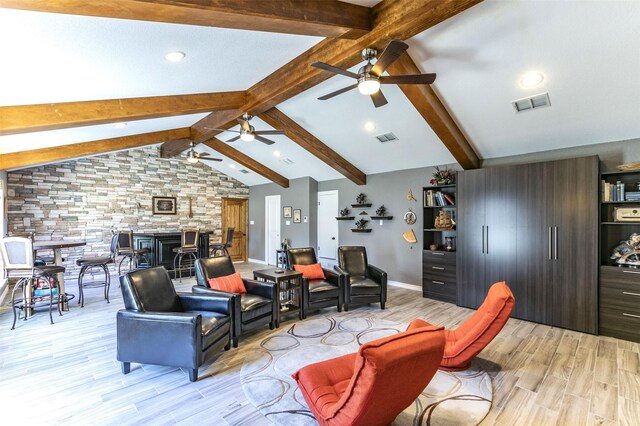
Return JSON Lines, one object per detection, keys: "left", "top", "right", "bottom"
{"left": 601, "top": 180, "right": 629, "bottom": 201}
{"left": 424, "top": 190, "right": 455, "bottom": 207}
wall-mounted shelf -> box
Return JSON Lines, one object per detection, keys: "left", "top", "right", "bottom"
{"left": 351, "top": 229, "right": 372, "bottom": 233}
{"left": 370, "top": 216, "right": 393, "bottom": 220}
{"left": 336, "top": 216, "right": 355, "bottom": 220}
{"left": 351, "top": 203, "right": 372, "bottom": 208}
{"left": 601, "top": 222, "right": 640, "bottom": 225}
{"left": 424, "top": 228, "right": 456, "bottom": 232}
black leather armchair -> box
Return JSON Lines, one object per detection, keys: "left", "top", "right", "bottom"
{"left": 117, "top": 266, "right": 234, "bottom": 382}
{"left": 287, "top": 247, "right": 343, "bottom": 318}
{"left": 335, "top": 246, "right": 387, "bottom": 311}
{"left": 194, "top": 256, "right": 278, "bottom": 347}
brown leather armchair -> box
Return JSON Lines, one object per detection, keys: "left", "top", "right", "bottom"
{"left": 287, "top": 247, "right": 343, "bottom": 318}
{"left": 194, "top": 256, "right": 278, "bottom": 347}
{"left": 117, "top": 266, "right": 234, "bottom": 382}
{"left": 335, "top": 246, "right": 387, "bottom": 311}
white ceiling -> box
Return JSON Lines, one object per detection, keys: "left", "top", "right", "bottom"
{"left": 2, "top": 0, "right": 640, "bottom": 186}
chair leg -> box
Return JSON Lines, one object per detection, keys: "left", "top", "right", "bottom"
{"left": 44, "top": 277, "right": 54, "bottom": 325}
{"left": 188, "top": 368, "right": 198, "bottom": 382}
{"left": 56, "top": 279, "right": 63, "bottom": 317}
{"left": 104, "top": 264, "right": 111, "bottom": 303}
{"left": 10, "top": 279, "right": 25, "bottom": 330}
{"left": 233, "top": 336, "right": 239, "bottom": 348}
{"left": 121, "top": 362, "right": 131, "bottom": 375}
{"left": 344, "top": 304, "right": 350, "bottom": 312}
{"left": 380, "top": 301, "right": 385, "bottom": 310}
{"left": 224, "top": 342, "right": 231, "bottom": 351}
{"left": 78, "top": 266, "right": 86, "bottom": 307}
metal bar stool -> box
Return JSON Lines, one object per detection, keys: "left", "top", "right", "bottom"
{"left": 172, "top": 228, "right": 199, "bottom": 281}
{"left": 210, "top": 227, "right": 234, "bottom": 257}
{"left": 1, "top": 237, "right": 65, "bottom": 330}
{"left": 76, "top": 233, "right": 115, "bottom": 307}
{"left": 115, "top": 230, "right": 150, "bottom": 274}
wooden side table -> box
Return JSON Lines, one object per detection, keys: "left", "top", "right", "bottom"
{"left": 253, "top": 268, "right": 303, "bottom": 327}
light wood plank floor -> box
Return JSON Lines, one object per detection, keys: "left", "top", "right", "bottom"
{"left": 1, "top": 262, "right": 639, "bottom": 425}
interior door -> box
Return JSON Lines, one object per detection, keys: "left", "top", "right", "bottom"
{"left": 552, "top": 156, "right": 599, "bottom": 333}
{"left": 456, "top": 169, "right": 486, "bottom": 309}
{"left": 222, "top": 198, "right": 248, "bottom": 261}
{"left": 265, "top": 195, "right": 281, "bottom": 265}
{"left": 317, "top": 190, "right": 339, "bottom": 263}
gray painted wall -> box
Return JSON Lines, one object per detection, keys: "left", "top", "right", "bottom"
{"left": 249, "top": 137, "right": 640, "bottom": 285}
{"left": 249, "top": 177, "right": 319, "bottom": 261}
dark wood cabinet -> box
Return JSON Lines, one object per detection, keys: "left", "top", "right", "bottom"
{"left": 133, "top": 232, "right": 211, "bottom": 278}
{"left": 457, "top": 156, "right": 599, "bottom": 333}
{"left": 422, "top": 251, "right": 456, "bottom": 303}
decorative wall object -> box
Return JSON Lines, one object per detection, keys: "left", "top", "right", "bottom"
{"left": 352, "top": 193, "right": 372, "bottom": 208}
{"left": 404, "top": 208, "right": 417, "bottom": 225}
{"left": 376, "top": 205, "right": 386, "bottom": 216}
{"left": 152, "top": 196, "right": 177, "bottom": 215}
{"left": 610, "top": 232, "right": 640, "bottom": 266}
{"left": 407, "top": 189, "right": 417, "bottom": 202}
{"left": 352, "top": 218, "right": 371, "bottom": 232}
{"left": 340, "top": 207, "right": 350, "bottom": 217}
{"left": 430, "top": 166, "right": 456, "bottom": 185}
{"left": 402, "top": 229, "right": 417, "bottom": 244}
{"left": 434, "top": 210, "right": 455, "bottom": 230}
{"left": 293, "top": 209, "right": 301, "bottom": 223}
{"left": 283, "top": 206, "right": 292, "bottom": 218}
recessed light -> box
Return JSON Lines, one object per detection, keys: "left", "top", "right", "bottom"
{"left": 229, "top": 164, "right": 236, "bottom": 169}
{"left": 165, "top": 51, "right": 185, "bottom": 62}
{"left": 113, "top": 123, "right": 127, "bottom": 129}
{"left": 520, "top": 72, "right": 544, "bottom": 88}
{"left": 273, "top": 150, "right": 281, "bottom": 157}
{"left": 364, "top": 122, "right": 376, "bottom": 132}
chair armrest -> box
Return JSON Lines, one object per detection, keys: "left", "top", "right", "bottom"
{"left": 178, "top": 292, "right": 235, "bottom": 316}
{"left": 322, "top": 268, "right": 341, "bottom": 287}
{"left": 333, "top": 265, "right": 348, "bottom": 277}
{"left": 117, "top": 310, "right": 199, "bottom": 324}
{"left": 244, "top": 279, "right": 278, "bottom": 300}
{"left": 367, "top": 264, "right": 387, "bottom": 285}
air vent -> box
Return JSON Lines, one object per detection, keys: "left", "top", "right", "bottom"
{"left": 512, "top": 93, "right": 551, "bottom": 113}
{"left": 280, "top": 158, "right": 294, "bottom": 165}
{"left": 239, "top": 169, "right": 250, "bottom": 174}
{"left": 375, "top": 132, "right": 399, "bottom": 143}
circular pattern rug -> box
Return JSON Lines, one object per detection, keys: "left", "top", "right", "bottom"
{"left": 240, "top": 316, "right": 492, "bottom": 426}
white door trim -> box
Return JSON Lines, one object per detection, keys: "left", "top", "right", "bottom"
{"left": 264, "top": 195, "right": 281, "bottom": 265}
{"left": 317, "top": 190, "right": 339, "bottom": 263}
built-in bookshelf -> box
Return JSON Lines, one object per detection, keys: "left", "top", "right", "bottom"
{"left": 422, "top": 184, "right": 457, "bottom": 251}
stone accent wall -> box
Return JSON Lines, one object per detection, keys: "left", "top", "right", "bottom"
{"left": 7, "top": 146, "right": 249, "bottom": 280}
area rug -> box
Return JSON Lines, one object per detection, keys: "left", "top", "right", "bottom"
{"left": 241, "top": 316, "right": 492, "bottom": 425}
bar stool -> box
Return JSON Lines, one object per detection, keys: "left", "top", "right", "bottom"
{"left": 76, "top": 233, "right": 115, "bottom": 307}
{"left": 210, "top": 227, "right": 234, "bottom": 257}
{"left": 172, "top": 229, "right": 199, "bottom": 281}
{"left": 115, "top": 230, "right": 150, "bottom": 274}
{"left": 1, "top": 237, "right": 65, "bottom": 330}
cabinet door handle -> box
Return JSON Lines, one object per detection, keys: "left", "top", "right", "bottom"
{"left": 623, "top": 270, "right": 640, "bottom": 275}
{"left": 432, "top": 280, "right": 445, "bottom": 285}
{"left": 554, "top": 226, "right": 558, "bottom": 260}
{"left": 623, "top": 291, "right": 640, "bottom": 297}
{"left": 431, "top": 252, "right": 445, "bottom": 256}
{"left": 623, "top": 313, "right": 640, "bottom": 319}
{"left": 431, "top": 266, "right": 445, "bottom": 270}
{"left": 548, "top": 227, "right": 552, "bottom": 260}
{"left": 481, "top": 226, "right": 485, "bottom": 254}
{"left": 485, "top": 226, "right": 489, "bottom": 254}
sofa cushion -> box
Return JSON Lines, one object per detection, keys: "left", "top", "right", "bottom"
{"left": 294, "top": 263, "right": 326, "bottom": 280}
{"left": 308, "top": 279, "right": 340, "bottom": 301}
{"left": 349, "top": 276, "right": 380, "bottom": 295}
{"left": 240, "top": 293, "right": 272, "bottom": 323}
{"left": 207, "top": 272, "right": 246, "bottom": 294}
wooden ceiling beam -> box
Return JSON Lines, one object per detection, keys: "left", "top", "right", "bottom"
{"left": 203, "top": 138, "right": 289, "bottom": 188}
{"left": 0, "top": 128, "right": 191, "bottom": 170}
{"left": 189, "top": 0, "right": 483, "bottom": 144}
{"left": 0, "top": 91, "right": 246, "bottom": 136}
{"left": 2, "top": 0, "right": 372, "bottom": 39}
{"left": 387, "top": 53, "right": 480, "bottom": 170}
{"left": 261, "top": 107, "right": 366, "bottom": 185}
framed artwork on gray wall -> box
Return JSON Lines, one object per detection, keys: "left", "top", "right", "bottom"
{"left": 293, "top": 209, "right": 302, "bottom": 223}
{"left": 152, "top": 196, "right": 177, "bottom": 215}
{"left": 283, "top": 206, "right": 292, "bottom": 218}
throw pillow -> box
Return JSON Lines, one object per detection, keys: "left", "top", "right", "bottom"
{"left": 207, "top": 272, "right": 246, "bottom": 294}
{"left": 293, "top": 263, "right": 326, "bottom": 280}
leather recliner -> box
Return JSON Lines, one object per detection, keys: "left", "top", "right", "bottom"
{"left": 194, "top": 256, "right": 278, "bottom": 347}
{"left": 335, "top": 246, "right": 387, "bottom": 310}
{"left": 287, "top": 247, "right": 343, "bottom": 318}
{"left": 117, "top": 266, "right": 234, "bottom": 382}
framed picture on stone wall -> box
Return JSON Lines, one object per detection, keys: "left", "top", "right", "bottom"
{"left": 152, "top": 196, "right": 177, "bottom": 215}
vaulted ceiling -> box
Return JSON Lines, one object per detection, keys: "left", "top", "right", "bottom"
{"left": 1, "top": 0, "right": 639, "bottom": 186}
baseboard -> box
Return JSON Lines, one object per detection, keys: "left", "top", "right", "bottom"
{"left": 248, "top": 258, "right": 268, "bottom": 265}
{"left": 388, "top": 280, "right": 421, "bottom": 292}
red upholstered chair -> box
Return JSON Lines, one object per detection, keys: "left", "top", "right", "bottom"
{"left": 434, "top": 281, "right": 515, "bottom": 370}
{"left": 292, "top": 319, "right": 445, "bottom": 426}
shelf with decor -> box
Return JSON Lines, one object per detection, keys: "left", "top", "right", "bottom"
{"left": 335, "top": 216, "right": 355, "bottom": 220}
{"left": 422, "top": 175, "right": 457, "bottom": 304}
{"left": 599, "top": 167, "right": 640, "bottom": 342}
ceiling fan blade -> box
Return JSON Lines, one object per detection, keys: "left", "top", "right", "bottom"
{"left": 379, "top": 74, "right": 437, "bottom": 85}
{"left": 237, "top": 118, "right": 251, "bottom": 131}
{"left": 255, "top": 135, "right": 276, "bottom": 145}
{"left": 203, "top": 127, "right": 240, "bottom": 133}
{"left": 255, "top": 130, "right": 285, "bottom": 135}
{"left": 227, "top": 135, "right": 241, "bottom": 143}
{"left": 197, "top": 157, "right": 223, "bottom": 162}
{"left": 370, "top": 90, "right": 388, "bottom": 108}
{"left": 311, "top": 62, "right": 358, "bottom": 79}
{"left": 196, "top": 152, "right": 210, "bottom": 157}
{"left": 318, "top": 83, "right": 358, "bottom": 100}
{"left": 371, "top": 40, "right": 409, "bottom": 77}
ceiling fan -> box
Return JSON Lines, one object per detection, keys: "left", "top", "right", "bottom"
{"left": 311, "top": 39, "right": 436, "bottom": 108}
{"left": 185, "top": 141, "right": 222, "bottom": 164}
{"left": 206, "top": 113, "right": 285, "bottom": 145}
